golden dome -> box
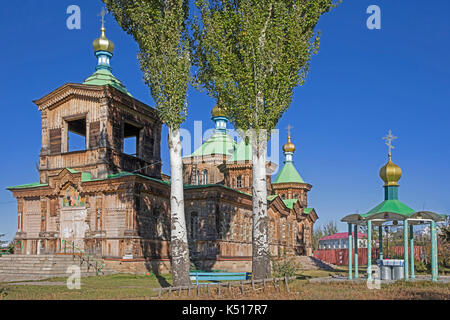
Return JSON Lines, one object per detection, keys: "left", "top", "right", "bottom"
{"left": 211, "top": 104, "right": 226, "bottom": 117}
{"left": 93, "top": 25, "right": 115, "bottom": 53}
{"left": 283, "top": 136, "right": 296, "bottom": 153}
{"left": 379, "top": 153, "right": 402, "bottom": 186}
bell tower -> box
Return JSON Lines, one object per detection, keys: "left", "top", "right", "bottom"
{"left": 36, "top": 19, "right": 162, "bottom": 183}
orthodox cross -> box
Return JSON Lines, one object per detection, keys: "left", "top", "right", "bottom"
{"left": 99, "top": 7, "right": 107, "bottom": 26}
{"left": 286, "top": 124, "right": 293, "bottom": 137}
{"left": 382, "top": 130, "right": 398, "bottom": 155}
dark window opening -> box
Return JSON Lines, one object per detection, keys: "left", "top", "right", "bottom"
{"left": 124, "top": 122, "right": 141, "bottom": 157}
{"left": 67, "top": 118, "right": 86, "bottom": 152}
{"left": 190, "top": 212, "right": 198, "bottom": 239}
{"left": 237, "top": 175, "right": 242, "bottom": 188}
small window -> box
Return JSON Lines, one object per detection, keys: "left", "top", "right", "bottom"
{"left": 67, "top": 118, "right": 86, "bottom": 152}
{"left": 281, "top": 194, "right": 286, "bottom": 200}
{"left": 237, "top": 175, "right": 242, "bottom": 188}
{"left": 123, "top": 122, "right": 141, "bottom": 157}
{"left": 294, "top": 194, "right": 299, "bottom": 199}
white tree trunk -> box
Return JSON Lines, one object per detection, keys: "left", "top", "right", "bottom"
{"left": 168, "top": 127, "right": 191, "bottom": 286}
{"left": 251, "top": 138, "right": 271, "bottom": 279}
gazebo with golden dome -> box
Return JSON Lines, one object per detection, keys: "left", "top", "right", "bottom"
{"left": 341, "top": 130, "right": 446, "bottom": 282}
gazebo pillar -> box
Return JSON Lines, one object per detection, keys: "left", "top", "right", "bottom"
{"left": 348, "top": 223, "right": 353, "bottom": 280}
{"left": 354, "top": 224, "right": 358, "bottom": 278}
{"left": 378, "top": 226, "right": 383, "bottom": 260}
{"left": 403, "top": 220, "right": 409, "bottom": 280}
{"left": 409, "top": 224, "right": 415, "bottom": 279}
{"left": 367, "top": 220, "right": 372, "bottom": 280}
{"left": 431, "top": 221, "right": 438, "bottom": 282}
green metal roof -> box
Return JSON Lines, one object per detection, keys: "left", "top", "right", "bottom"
{"left": 304, "top": 208, "right": 314, "bottom": 214}
{"left": 186, "top": 131, "right": 237, "bottom": 158}
{"left": 228, "top": 139, "right": 252, "bottom": 162}
{"left": 83, "top": 68, "right": 131, "bottom": 96}
{"left": 7, "top": 182, "right": 48, "bottom": 190}
{"left": 273, "top": 162, "right": 305, "bottom": 184}
{"left": 65, "top": 168, "right": 92, "bottom": 182}
{"left": 282, "top": 199, "right": 298, "bottom": 209}
{"left": 361, "top": 200, "right": 415, "bottom": 218}
{"left": 267, "top": 195, "right": 278, "bottom": 202}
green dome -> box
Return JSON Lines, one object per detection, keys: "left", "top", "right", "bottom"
{"left": 83, "top": 69, "right": 131, "bottom": 96}
{"left": 228, "top": 138, "right": 252, "bottom": 162}
{"left": 186, "top": 131, "right": 236, "bottom": 157}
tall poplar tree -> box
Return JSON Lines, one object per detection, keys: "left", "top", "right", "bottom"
{"left": 103, "top": 0, "right": 191, "bottom": 286}
{"left": 193, "top": 0, "right": 335, "bottom": 279}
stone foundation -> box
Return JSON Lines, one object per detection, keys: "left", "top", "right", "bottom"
{"left": 103, "top": 257, "right": 253, "bottom": 274}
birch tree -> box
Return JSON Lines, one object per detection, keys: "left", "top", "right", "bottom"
{"left": 103, "top": 0, "right": 191, "bottom": 286}
{"left": 193, "top": 0, "right": 335, "bottom": 279}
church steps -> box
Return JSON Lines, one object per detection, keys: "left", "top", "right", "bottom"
{"left": 0, "top": 254, "right": 114, "bottom": 281}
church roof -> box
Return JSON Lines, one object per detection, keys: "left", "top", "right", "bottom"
{"left": 228, "top": 139, "right": 252, "bottom": 162}
{"left": 187, "top": 131, "right": 237, "bottom": 158}
{"left": 83, "top": 69, "right": 131, "bottom": 96}
{"left": 361, "top": 200, "right": 415, "bottom": 218}
{"left": 282, "top": 199, "right": 298, "bottom": 209}
{"left": 273, "top": 162, "right": 305, "bottom": 184}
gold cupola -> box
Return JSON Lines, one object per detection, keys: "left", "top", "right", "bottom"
{"left": 93, "top": 23, "right": 115, "bottom": 53}
{"left": 211, "top": 104, "right": 226, "bottom": 118}
{"left": 283, "top": 135, "right": 296, "bottom": 153}
{"left": 379, "top": 153, "right": 402, "bottom": 186}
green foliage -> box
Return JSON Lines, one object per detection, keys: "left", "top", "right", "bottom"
{"left": 312, "top": 220, "right": 338, "bottom": 249}
{"left": 103, "top": 0, "right": 190, "bottom": 129}
{"left": 271, "top": 256, "right": 298, "bottom": 278}
{"left": 439, "top": 216, "right": 450, "bottom": 242}
{"left": 414, "top": 260, "right": 429, "bottom": 273}
{"left": 192, "top": 0, "right": 336, "bottom": 135}
{"left": 0, "top": 287, "right": 8, "bottom": 299}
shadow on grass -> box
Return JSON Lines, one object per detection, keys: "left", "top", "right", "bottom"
{"left": 145, "top": 261, "right": 171, "bottom": 288}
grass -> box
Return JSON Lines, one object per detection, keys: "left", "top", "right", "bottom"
{"left": 0, "top": 273, "right": 172, "bottom": 300}
{"left": 1, "top": 268, "right": 448, "bottom": 300}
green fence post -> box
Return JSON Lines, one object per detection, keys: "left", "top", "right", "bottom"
{"left": 348, "top": 223, "right": 353, "bottom": 280}
{"left": 403, "top": 220, "right": 409, "bottom": 280}
{"left": 378, "top": 226, "right": 383, "bottom": 260}
{"left": 409, "top": 224, "right": 415, "bottom": 279}
{"left": 367, "top": 220, "right": 372, "bottom": 281}
{"left": 431, "top": 221, "right": 438, "bottom": 282}
{"left": 354, "top": 224, "right": 358, "bottom": 278}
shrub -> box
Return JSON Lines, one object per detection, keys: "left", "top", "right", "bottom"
{"left": 272, "top": 257, "right": 298, "bottom": 278}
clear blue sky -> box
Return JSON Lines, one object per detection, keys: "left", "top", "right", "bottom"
{"left": 1, "top": 1, "right": 449, "bottom": 241}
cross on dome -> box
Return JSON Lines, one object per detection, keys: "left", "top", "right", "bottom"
{"left": 99, "top": 7, "right": 107, "bottom": 26}
{"left": 382, "top": 130, "right": 398, "bottom": 155}
{"left": 286, "top": 124, "right": 293, "bottom": 138}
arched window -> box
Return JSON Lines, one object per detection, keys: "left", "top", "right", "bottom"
{"left": 294, "top": 194, "right": 299, "bottom": 199}
{"left": 281, "top": 194, "right": 286, "bottom": 200}
{"left": 202, "top": 170, "right": 208, "bottom": 185}
{"left": 194, "top": 170, "right": 200, "bottom": 185}
{"left": 237, "top": 175, "right": 242, "bottom": 188}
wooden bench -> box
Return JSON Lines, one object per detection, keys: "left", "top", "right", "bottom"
{"left": 190, "top": 272, "right": 252, "bottom": 285}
